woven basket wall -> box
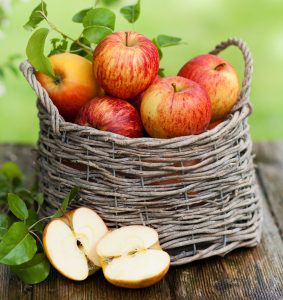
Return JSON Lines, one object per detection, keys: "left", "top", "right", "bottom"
{"left": 20, "top": 38, "right": 262, "bottom": 266}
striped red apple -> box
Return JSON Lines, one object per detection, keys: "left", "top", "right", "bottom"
{"left": 75, "top": 96, "right": 143, "bottom": 138}
{"left": 93, "top": 31, "right": 159, "bottom": 99}
{"left": 178, "top": 54, "right": 240, "bottom": 122}
{"left": 141, "top": 76, "right": 212, "bottom": 138}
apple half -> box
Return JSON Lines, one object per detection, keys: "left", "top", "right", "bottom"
{"left": 96, "top": 225, "right": 170, "bottom": 288}
{"left": 43, "top": 207, "right": 108, "bottom": 281}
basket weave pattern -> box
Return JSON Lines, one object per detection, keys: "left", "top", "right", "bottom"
{"left": 21, "top": 38, "right": 262, "bottom": 265}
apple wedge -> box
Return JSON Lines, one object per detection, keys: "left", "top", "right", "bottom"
{"left": 43, "top": 207, "right": 108, "bottom": 281}
{"left": 96, "top": 225, "right": 170, "bottom": 288}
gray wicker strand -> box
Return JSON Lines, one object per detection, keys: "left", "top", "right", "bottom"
{"left": 20, "top": 37, "right": 262, "bottom": 266}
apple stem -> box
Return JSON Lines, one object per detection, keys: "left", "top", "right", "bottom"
{"left": 215, "top": 63, "right": 226, "bottom": 71}
{"left": 125, "top": 32, "right": 129, "bottom": 47}
{"left": 171, "top": 83, "right": 177, "bottom": 93}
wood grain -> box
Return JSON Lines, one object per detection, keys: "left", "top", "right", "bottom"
{"left": 0, "top": 143, "right": 283, "bottom": 300}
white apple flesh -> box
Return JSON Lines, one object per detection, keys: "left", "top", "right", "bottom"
{"left": 96, "top": 225, "right": 170, "bottom": 288}
{"left": 43, "top": 207, "right": 108, "bottom": 281}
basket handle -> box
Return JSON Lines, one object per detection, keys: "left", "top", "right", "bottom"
{"left": 209, "top": 37, "right": 253, "bottom": 112}
{"left": 20, "top": 61, "right": 62, "bottom": 135}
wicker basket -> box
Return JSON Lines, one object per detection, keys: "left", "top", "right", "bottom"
{"left": 20, "top": 37, "right": 262, "bottom": 265}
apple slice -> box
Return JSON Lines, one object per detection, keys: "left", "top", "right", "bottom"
{"left": 43, "top": 207, "right": 108, "bottom": 281}
{"left": 96, "top": 225, "right": 170, "bottom": 288}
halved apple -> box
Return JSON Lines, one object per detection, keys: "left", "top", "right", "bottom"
{"left": 96, "top": 225, "right": 170, "bottom": 288}
{"left": 43, "top": 207, "right": 108, "bottom": 281}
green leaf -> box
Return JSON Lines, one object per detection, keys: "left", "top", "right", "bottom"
{"left": 11, "top": 253, "right": 50, "bottom": 284}
{"left": 83, "top": 26, "right": 112, "bottom": 44}
{"left": 83, "top": 8, "right": 116, "bottom": 31}
{"left": 35, "top": 193, "right": 44, "bottom": 206}
{"left": 49, "top": 38, "right": 68, "bottom": 56}
{"left": 152, "top": 38, "right": 163, "bottom": 59}
{"left": 72, "top": 8, "right": 92, "bottom": 23}
{"left": 0, "top": 68, "right": 4, "bottom": 78}
{"left": 156, "top": 35, "right": 182, "bottom": 47}
{"left": 158, "top": 68, "right": 165, "bottom": 77}
{"left": 7, "top": 64, "right": 19, "bottom": 77}
{"left": 52, "top": 187, "right": 79, "bottom": 219}
{"left": 70, "top": 38, "right": 91, "bottom": 57}
{"left": 8, "top": 193, "right": 29, "bottom": 221}
{"left": 26, "top": 210, "right": 43, "bottom": 233}
{"left": 26, "top": 28, "right": 55, "bottom": 78}
{"left": 0, "top": 161, "right": 23, "bottom": 181}
{"left": 101, "top": 0, "right": 119, "bottom": 5}
{"left": 0, "top": 214, "right": 11, "bottom": 240}
{"left": 0, "top": 174, "right": 9, "bottom": 200}
{"left": 0, "top": 222, "right": 37, "bottom": 265}
{"left": 23, "top": 1, "right": 47, "bottom": 31}
{"left": 120, "top": 0, "right": 140, "bottom": 24}
{"left": 16, "top": 188, "right": 34, "bottom": 205}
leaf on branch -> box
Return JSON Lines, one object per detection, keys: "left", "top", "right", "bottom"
{"left": 0, "top": 161, "right": 23, "bottom": 181}
{"left": 23, "top": 1, "right": 47, "bottom": 31}
{"left": 156, "top": 35, "right": 182, "bottom": 47}
{"left": 158, "top": 68, "right": 165, "bottom": 78}
{"left": 52, "top": 187, "right": 79, "bottom": 219}
{"left": 26, "top": 210, "right": 43, "bottom": 233}
{"left": 102, "top": 0, "right": 120, "bottom": 5}
{"left": 35, "top": 193, "right": 44, "bottom": 207}
{"left": 83, "top": 25, "right": 113, "bottom": 44}
{"left": 0, "top": 214, "right": 11, "bottom": 241}
{"left": 0, "top": 174, "right": 9, "bottom": 201}
{"left": 70, "top": 38, "right": 91, "bottom": 58}
{"left": 11, "top": 253, "right": 50, "bottom": 284}
{"left": 152, "top": 38, "right": 163, "bottom": 59}
{"left": 80, "top": 8, "right": 115, "bottom": 44}
{"left": 120, "top": 0, "right": 140, "bottom": 24}
{"left": 49, "top": 38, "right": 68, "bottom": 56}
{"left": 83, "top": 8, "right": 116, "bottom": 30}
{"left": 72, "top": 8, "right": 92, "bottom": 23}
{"left": 26, "top": 28, "right": 55, "bottom": 78}
{"left": 0, "top": 222, "right": 37, "bottom": 265}
{"left": 8, "top": 193, "right": 29, "bottom": 221}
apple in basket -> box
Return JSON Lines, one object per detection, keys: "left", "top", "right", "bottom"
{"left": 128, "top": 75, "right": 161, "bottom": 112}
{"left": 96, "top": 225, "right": 170, "bottom": 288}
{"left": 140, "top": 76, "right": 211, "bottom": 138}
{"left": 43, "top": 207, "right": 108, "bottom": 281}
{"left": 93, "top": 31, "right": 159, "bottom": 99}
{"left": 178, "top": 54, "right": 240, "bottom": 122}
{"left": 75, "top": 96, "right": 143, "bottom": 138}
{"left": 36, "top": 53, "right": 103, "bottom": 122}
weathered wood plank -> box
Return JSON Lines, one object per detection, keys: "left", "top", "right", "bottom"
{"left": 253, "top": 140, "right": 283, "bottom": 239}
{"left": 253, "top": 140, "right": 283, "bottom": 166}
{"left": 0, "top": 143, "right": 283, "bottom": 300}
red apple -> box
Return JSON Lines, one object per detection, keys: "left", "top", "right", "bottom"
{"left": 140, "top": 76, "right": 211, "bottom": 138}
{"left": 75, "top": 96, "right": 143, "bottom": 138}
{"left": 36, "top": 53, "right": 103, "bottom": 122}
{"left": 92, "top": 31, "right": 159, "bottom": 99}
{"left": 178, "top": 54, "right": 240, "bottom": 122}
{"left": 128, "top": 75, "right": 161, "bottom": 112}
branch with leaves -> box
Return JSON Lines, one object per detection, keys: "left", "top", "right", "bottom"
{"left": 24, "top": 0, "right": 183, "bottom": 78}
{"left": 0, "top": 161, "right": 79, "bottom": 284}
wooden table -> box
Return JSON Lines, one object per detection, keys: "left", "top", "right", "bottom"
{"left": 0, "top": 142, "right": 283, "bottom": 300}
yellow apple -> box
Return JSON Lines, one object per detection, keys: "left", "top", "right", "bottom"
{"left": 36, "top": 53, "right": 103, "bottom": 122}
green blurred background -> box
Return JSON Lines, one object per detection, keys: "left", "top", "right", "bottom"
{"left": 0, "top": 0, "right": 282, "bottom": 144}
